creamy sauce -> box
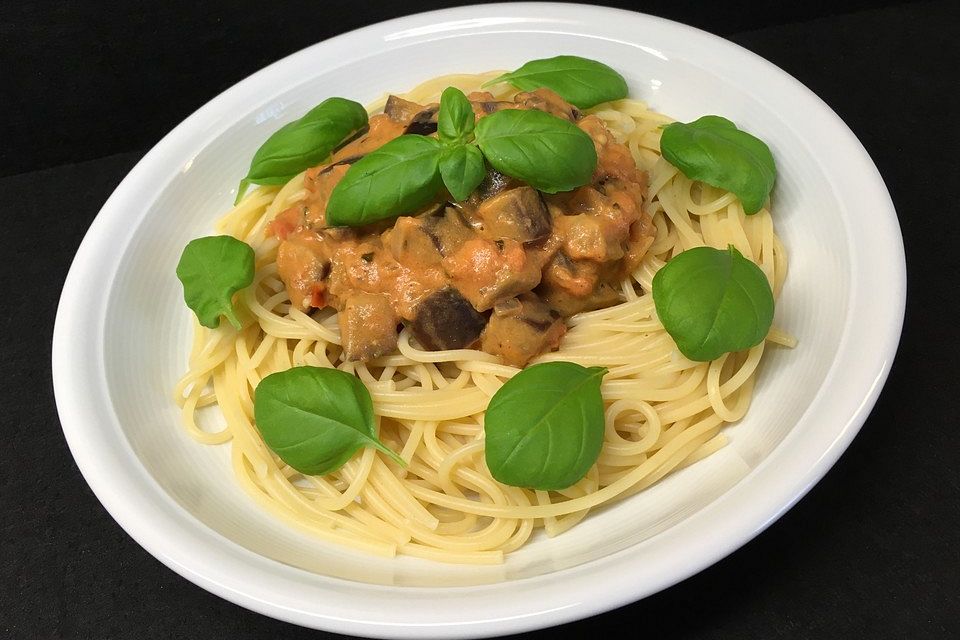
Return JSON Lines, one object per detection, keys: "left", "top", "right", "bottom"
{"left": 268, "top": 89, "right": 654, "bottom": 366}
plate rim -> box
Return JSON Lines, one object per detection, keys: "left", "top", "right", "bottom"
{"left": 52, "top": 3, "right": 906, "bottom": 637}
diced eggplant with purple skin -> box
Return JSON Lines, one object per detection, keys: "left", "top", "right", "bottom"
{"left": 473, "top": 100, "right": 516, "bottom": 114}
{"left": 475, "top": 186, "right": 551, "bottom": 243}
{"left": 538, "top": 280, "right": 622, "bottom": 317}
{"left": 474, "top": 168, "right": 519, "bottom": 201}
{"left": 384, "top": 95, "right": 439, "bottom": 135}
{"left": 411, "top": 287, "right": 488, "bottom": 351}
{"left": 339, "top": 293, "right": 399, "bottom": 361}
{"left": 480, "top": 294, "right": 566, "bottom": 367}
{"left": 471, "top": 89, "right": 579, "bottom": 121}
{"left": 419, "top": 206, "right": 474, "bottom": 256}
{"left": 384, "top": 95, "right": 425, "bottom": 121}
{"left": 515, "top": 90, "right": 581, "bottom": 122}
{"left": 403, "top": 107, "right": 439, "bottom": 136}
{"left": 384, "top": 216, "right": 443, "bottom": 266}
{"left": 537, "top": 250, "right": 624, "bottom": 316}
{"left": 540, "top": 251, "right": 598, "bottom": 295}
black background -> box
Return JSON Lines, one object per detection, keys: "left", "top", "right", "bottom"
{"left": 2, "top": 1, "right": 958, "bottom": 638}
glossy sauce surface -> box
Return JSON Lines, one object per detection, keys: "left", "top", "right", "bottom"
{"left": 268, "top": 89, "right": 654, "bottom": 366}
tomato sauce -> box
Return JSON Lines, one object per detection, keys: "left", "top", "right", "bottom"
{"left": 270, "top": 89, "right": 653, "bottom": 366}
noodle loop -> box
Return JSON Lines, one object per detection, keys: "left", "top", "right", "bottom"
{"left": 174, "top": 72, "right": 789, "bottom": 562}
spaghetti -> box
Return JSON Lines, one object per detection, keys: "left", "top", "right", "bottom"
{"left": 174, "top": 72, "right": 792, "bottom": 563}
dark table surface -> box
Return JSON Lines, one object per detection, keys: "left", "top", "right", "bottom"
{"left": 2, "top": 1, "right": 958, "bottom": 638}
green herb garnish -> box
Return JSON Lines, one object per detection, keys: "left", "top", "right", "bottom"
{"left": 326, "top": 88, "right": 598, "bottom": 224}
{"left": 652, "top": 245, "right": 774, "bottom": 361}
{"left": 437, "top": 87, "right": 485, "bottom": 200}
{"left": 237, "top": 97, "right": 368, "bottom": 203}
{"left": 437, "top": 86, "right": 475, "bottom": 146}
{"left": 325, "top": 134, "right": 444, "bottom": 227}
{"left": 439, "top": 144, "right": 486, "bottom": 202}
{"left": 484, "top": 55, "right": 628, "bottom": 109}
{"left": 474, "top": 109, "right": 597, "bottom": 193}
{"left": 659, "top": 116, "right": 776, "bottom": 215}
{"left": 254, "top": 366, "right": 404, "bottom": 475}
{"left": 176, "top": 235, "right": 255, "bottom": 329}
{"left": 484, "top": 362, "right": 607, "bottom": 490}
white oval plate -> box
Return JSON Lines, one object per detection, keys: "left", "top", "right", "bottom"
{"left": 53, "top": 3, "right": 905, "bottom": 638}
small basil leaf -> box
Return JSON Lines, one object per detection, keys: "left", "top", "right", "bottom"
{"left": 474, "top": 109, "right": 597, "bottom": 193}
{"left": 238, "top": 97, "right": 368, "bottom": 202}
{"left": 254, "top": 366, "right": 404, "bottom": 475}
{"left": 438, "top": 86, "right": 475, "bottom": 145}
{"left": 659, "top": 116, "right": 776, "bottom": 215}
{"left": 652, "top": 245, "right": 774, "bottom": 361}
{"left": 484, "top": 55, "right": 628, "bottom": 109}
{"left": 325, "top": 135, "right": 443, "bottom": 227}
{"left": 484, "top": 362, "right": 607, "bottom": 490}
{"left": 176, "top": 235, "right": 254, "bottom": 329}
{"left": 439, "top": 144, "right": 485, "bottom": 202}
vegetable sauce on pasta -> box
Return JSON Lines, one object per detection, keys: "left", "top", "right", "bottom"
{"left": 174, "top": 59, "right": 793, "bottom": 563}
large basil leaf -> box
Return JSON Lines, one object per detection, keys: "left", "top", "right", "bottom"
{"left": 438, "top": 86, "right": 475, "bottom": 145}
{"left": 254, "top": 366, "right": 404, "bottom": 475}
{"left": 237, "top": 97, "right": 368, "bottom": 202}
{"left": 176, "top": 235, "right": 254, "bottom": 329}
{"left": 474, "top": 109, "right": 597, "bottom": 193}
{"left": 485, "top": 55, "right": 628, "bottom": 109}
{"left": 484, "top": 362, "right": 607, "bottom": 490}
{"left": 439, "top": 143, "right": 485, "bottom": 202}
{"left": 659, "top": 116, "right": 776, "bottom": 215}
{"left": 325, "top": 135, "right": 443, "bottom": 226}
{"left": 652, "top": 245, "right": 774, "bottom": 361}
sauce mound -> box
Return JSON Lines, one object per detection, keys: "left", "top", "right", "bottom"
{"left": 268, "top": 89, "right": 654, "bottom": 366}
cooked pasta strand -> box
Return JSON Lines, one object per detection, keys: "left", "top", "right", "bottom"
{"left": 174, "top": 73, "right": 792, "bottom": 563}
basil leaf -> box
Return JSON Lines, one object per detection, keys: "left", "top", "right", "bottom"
{"left": 652, "top": 245, "right": 774, "bottom": 361}
{"left": 238, "top": 97, "right": 368, "bottom": 202}
{"left": 176, "top": 235, "right": 254, "bottom": 329}
{"left": 485, "top": 55, "right": 628, "bottom": 109}
{"left": 325, "top": 135, "right": 443, "bottom": 227}
{"left": 254, "top": 366, "right": 404, "bottom": 475}
{"left": 474, "top": 109, "right": 597, "bottom": 193}
{"left": 484, "top": 362, "right": 607, "bottom": 490}
{"left": 659, "top": 116, "right": 776, "bottom": 215}
{"left": 438, "top": 86, "right": 475, "bottom": 145}
{"left": 439, "top": 144, "right": 485, "bottom": 202}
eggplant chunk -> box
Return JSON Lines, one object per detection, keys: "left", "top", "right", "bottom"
{"left": 538, "top": 251, "right": 623, "bottom": 315}
{"left": 276, "top": 230, "right": 334, "bottom": 310}
{"left": 476, "top": 186, "right": 551, "bottom": 243}
{"left": 384, "top": 95, "right": 426, "bottom": 121}
{"left": 339, "top": 293, "right": 399, "bottom": 361}
{"left": 384, "top": 95, "right": 439, "bottom": 135}
{"left": 481, "top": 294, "right": 566, "bottom": 367}
{"left": 541, "top": 251, "right": 599, "bottom": 297}
{"left": 515, "top": 88, "right": 580, "bottom": 122}
{"left": 553, "top": 211, "right": 625, "bottom": 262}
{"left": 411, "top": 287, "right": 488, "bottom": 351}
{"left": 474, "top": 168, "right": 519, "bottom": 201}
{"left": 420, "top": 206, "right": 473, "bottom": 257}
{"left": 404, "top": 107, "right": 439, "bottom": 136}
{"left": 383, "top": 216, "right": 443, "bottom": 267}
{"left": 538, "top": 280, "right": 623, "bottom": 317}
{"left": 441, "top": 237, "right": 543, "bottom": 311}
{"left": 472, "top": 100, "right": 516, "bottom": 115}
